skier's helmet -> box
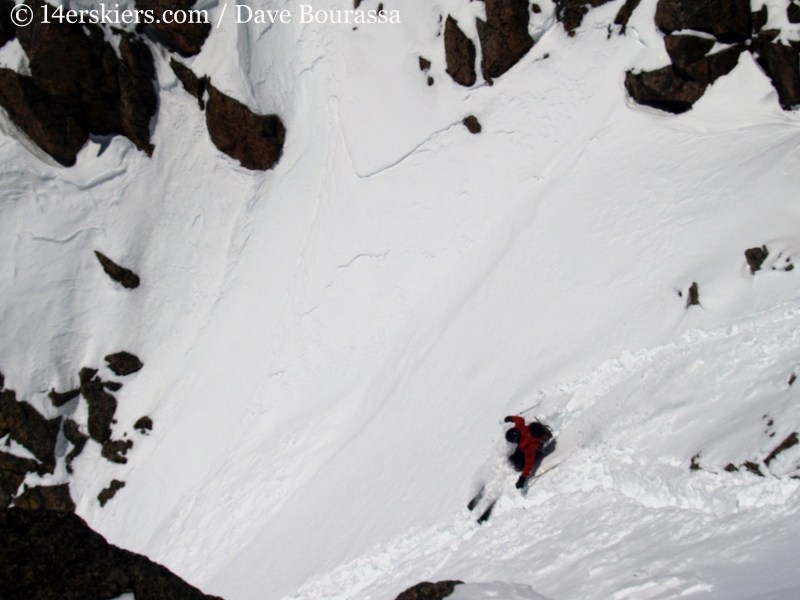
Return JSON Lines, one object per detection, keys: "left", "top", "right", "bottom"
{"left": 505, "top": 427, "right": 521, "bottom": 444}
{"left": 528, "top": 422, "right": 551, "bottom": 439}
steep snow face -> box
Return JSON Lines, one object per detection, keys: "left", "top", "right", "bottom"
{"left": 2, "top": 0, "right": 800, "bottom": 599}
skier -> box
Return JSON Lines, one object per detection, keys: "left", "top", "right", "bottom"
{"left": 504, "top": 415, "right": 553, "bottom": 488}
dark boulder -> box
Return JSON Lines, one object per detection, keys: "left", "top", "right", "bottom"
{"left": 614, "top": 0, "right": 642, "bottom": 34}
{"left": 0, "top": 508, "right": 225, "bottom": 598}
{"left": 63, "top": 419, "right": 88, "bottom": 471}
{"left": 682, "top": 44, "right": 744, "bottom": 86}
{"left": 205, "top": 84, "right": 285, "bottom": 171}
{"left": 105, "top": 351, "right": 144, "bottom": 376}
{"left": 463, "top": 115, "right": 482, "bottom": 133}
{"left": 664, "top": 34, "right": 715, "bottom": 71}
{"left": 0, "top": 451, "right": 42, "bottom": 507}
{"left": 0, "top": 390, "right": 60, "bottom": 470}
{"left": 476, "top": 0, "right": 534, "bottom": 83}
{"left": 134, "top": 416, "right": 154, "bottom": 433}
{"left": 394, "top": 581, "right": 463, "bottom": 600}
{"left": 170, "top": 58, "right": 208, "bottom": 109}
{"left": 0, "top": 69, "right": 88, "bottom": 166}
{"left": 753, "top": 5, "right": 768, "bottom": 32}
{"left": 13, "top": 484, "right": 75, "bottom": 512}
{"left": 79, "top": 367, "right": 99, "bottom": 384}
{"left": 0, "top": 0, "right": 14, "bottom": 48}
{"left": 48, "top": 388, "right": 80, "bottom": 408}
{"left": 686, "top": 282, "right": 699, "bottom": 307}
{"left": 419, "top": 57, "right": 431, "bottom": 71}
{"left": 654, "top": 0, "right": 751, "bottom": 43}
{"left": 789, "top": 2, "right": 800, "bottom": 24}
{"left": 118, "top": 33, "right": 158, "bottom": 156}
{"left": 80, "top": 380, "right": 117, "bottom": 443}
{"left": 754, "top": 41, "right": 800, "bottom": 109}
{"left": 98, "top": 479, "right": 126, "bottom": 507}
{"left": 95, "top": 251, "right": 140, "bottom": 289}
{"left": 625, "top": 65, "right": 707, "bottom": 113}
{"left": 104, "top": 381, "right": 123, "bottom": 392}
{"left": 136, "top": 0, "right": 211, "bottom": 56}
{"left": 745, "top": 245, "right": 769, "bottom": 273}
{"left": 444, "top": 16, "right": 476, "bottom": 87}
{"left": 101, "top": 439, "right": 134, "bottom": 464}
{"left": 555, "top": 0, "right": 613, "bottom": 36}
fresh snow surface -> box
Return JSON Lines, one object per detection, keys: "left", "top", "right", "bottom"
{"left": 2, "top": 0, "right": 800, "bottom": 599}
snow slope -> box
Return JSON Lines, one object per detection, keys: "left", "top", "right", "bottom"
{"left": 2, "top": 0, "right": 800, "bottom": 599}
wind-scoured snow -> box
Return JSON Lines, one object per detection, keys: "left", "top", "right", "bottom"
{"left": 2, "top": 0, "right": 800, "bottom": 599}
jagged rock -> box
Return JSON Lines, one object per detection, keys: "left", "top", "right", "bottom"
{"left": 625, "top": 66, "right": 707, "bottom": 113}
{"left": 118, "top": 33, "right": 158, "bottom": 156}
{"left": 101, "top": 439, "right": 133, "bottom": 464}
{"left": 686, "top": 282, "right": 699, "bottom": 307}
{"left": 0, "top": 0, "right": 15, "bottom": 49}
{"left": 134, "top": 416, "right": 153, "bottom": 433}
{"left": 80, "top": 380, "right": 117, "bottom": 443}
{"left": 170, "top": 58, "right": 208, "bottom": 110}
{"left": 0, "top": 69, "right": 89, "bottom": 166}
{"left": 428, "top": 76, "right": 435, "bottom": 86}
{"left": 419, "top": 57, "right": 431, "bottom": 71}
{"left": 95, "top": 251, "right": 140, "bottom": 289}
{"left": 98, "top": 479, "right": 126, "bottom": 507}
{"left": 743, "top": 460, "right": 764, "bottom": 476}
{"left": 63, "top": 419, "right": 88, "bottom": 471}
{"left": 205, "top": 84, "right": 285, "bottom": 171}
{"left": 0, "top": 451, "right": 42, "bottom": 507}
{"left": 531, "top": 3, "right": 542, "bottom": 13}
{"left": 136, "top": 0, "right": 211, "bottom": 56}
{"left": 395, "top": 581, "right": 464, "bottom": 600}
{"left": 463, "top": 115, "right": 482, "bottom": 133}
{"left": 682, "top": 44, "right": 744, "bottom": 86}
{"left": 614, "top": 0, "right": 642, "bottom": 34}
{"left": 745, "top": 245, "right": 769, "bottom": 273}
{"left": 654, "top": 0, "right": 752, "bottom": 43}
{"left": 79, "top": 367, "right": 99, "bottom": 384}
{"left": 48, "top": 388, "right": 80, "bottom": 408}
{"left": 664, "top": 34, "right": 715, "bottom": 71}
{"left": 104, "top": 381, "right": 123, "bottom": 392}
{"left": 476, "top": 0, "right": 533, "bottom": 83}
{"left": 754, "top": 41, "right": 800, "bottom": 109}
{"left": 105, "top": 351, "right": 144, "bottom": 376}
{"left": 444, "top": 16, "right": 476, "bottom": 87}
{"left": 554, "top": 0, "right": 613, "bottom": 36}
{"left": 753, "top": 5, "right": 768, "bottom": 32}
{"left": 789, "top": 2, "right": 800, "bottom": 24}
{"left": 13, "top": 484, "right": 75, "bottom": 512}
{"left": 0, "top": 390, "right": 60, "bottom": 470}
{"left": 0, "top": 508, "right": 225, "bottom": 598}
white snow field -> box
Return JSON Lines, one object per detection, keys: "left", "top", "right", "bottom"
{"left": 2, "top": 0, "right": 800, "bottom": 598}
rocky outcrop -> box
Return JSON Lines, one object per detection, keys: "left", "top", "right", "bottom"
{"left": 745, "top": 245, "right": 769, "bottom": 273}
{"left": 0, "top": 0, "right": 13, "bottom": 48}
{"left": 686, "top": 282, "right": 699, "bottom": 308}
{"left": 105, "top": 351, "right": 144, "bottom": 376}
{"left": 789, "top": 2, "right": 800, "bottom": 24}
{"left": 95, "top": 251, "right": 141, "bottom": 289}
{"left": 205, "top": 84, "right": 285, "bottom": 171}
{"left": 614, "top": 0, "right": 642, "bottom": 34}
{"left": 80, "top": 378, "right": 117, "bottom": 444}
{"left": 664, "top": 34, "right": 715, "bottom": 71}
{"left": 753, "top": 41, "right": 800, "bottom": 109}
{"left": 171, "top": 58, "right": 208, "bottom": 109}
{"left": 654, "top": 0, "right": 751, "bottom": 43}
{"left": 98, "top": 479, "right": 126, "bottom": 507}
{"left": 444, "top": 16, "right": 476, "bottom": 87}
{"left": 0, "top": 451, "right": 44, "bottom": 507}
{"left": 476, "top": 0, "right": 533, "bottom": 83}
{"left": 136, "top": 0, "right": 211, "bottom": 56}
{"left": 48, "top": 388, "right": 80, "bottom": 408}
{"left": 555, "top": 0, "right": 613, "bottom": 36}
{"left": 135, "top": 416, "right": 154, "bottom": 433}
{"left": 101, "top": 439, "right": 134, "bottom": 464}
{"left": 13, "top": 484, "right": 75, "bottom": 512}
{"left": 0, "top": 508, "right": 225, "bottom": 599}
{"left": 394, "top": 581, "right": 463, "bottom": 600}
{"left": 463, "top": 115, "right": 482, "bottom": 133}
{"left": 63, "top": 419, "right": 88, "bottom": 472}
{"left": 0, "top": 390, "right": 60, "bottom": 470}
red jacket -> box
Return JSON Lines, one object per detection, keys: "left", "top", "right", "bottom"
{"left": 509, "top": 416, "right": 550, "bottom": 478}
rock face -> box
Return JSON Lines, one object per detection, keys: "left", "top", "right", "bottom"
{"left": 8, "top": 1, "right": 159, "bottom": 162}
{"left": 654, "top": 0, "right": 751, "bottom": 43}
{"left": 476, "top": 0, "right": 534, "bottom": 83}
{"left": 13, "top": 484, "right": 75, "bottom": 512}
{"left": 0, "top": 451, "right": 43, "bottom": 507}
{"left": 0, "top": 0, "right": 14, "bottom": 48}
{"left": 98, "top": 479, "right": 126, "bottom": 507}
{"left": 48, "top": 388, "right": 80, "bottom": 408}
{"left": 105, "top": 351, "right": 144, "bottom": 376}
{"left": 101, "top": 439, "right": 134, "bottom": 464}
{"left": 171, "top": 58, "right": 208, "bottom": 109}
{"left": 80, "top": 379, "right": 117, "bottom": 444}
{"left": 95, "top": 251, "right": 141, "bottom": 289}
{"left": 789, "top": 2, "right": 800, "bottom": 24}
{"left": 664, "top": 34, "right": 716, "bottom": 71}
{"left": 63, "top": 419, "right": 89, "bottom": 471}
{"left": 394, "top": 581, "right": 463, "bottom": 600}
{"left": 0, "top": 390, "right": 60, "bottom": 470}
{"left": 0, "top": 508, "right": 225, "bottom": 599}
{"left": 554, "top": 0, "right": 613, "bottom": 35}
{"left": 205, "top": 84, "right": 286, "bottom": 171}
{"left": 136, "top": 0, "right": 211, "bottom": 56}
{"left": 614, "top": 0, "right": 642, "bottom": 34}
{"left": 754, "top": 41, "right": 800, "bottom": 109}
{"left": 444, "top": 16, "right": 477, "bottom": 87}
{"left": 745, "top": 245, "right": 769, "bottom": 273}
